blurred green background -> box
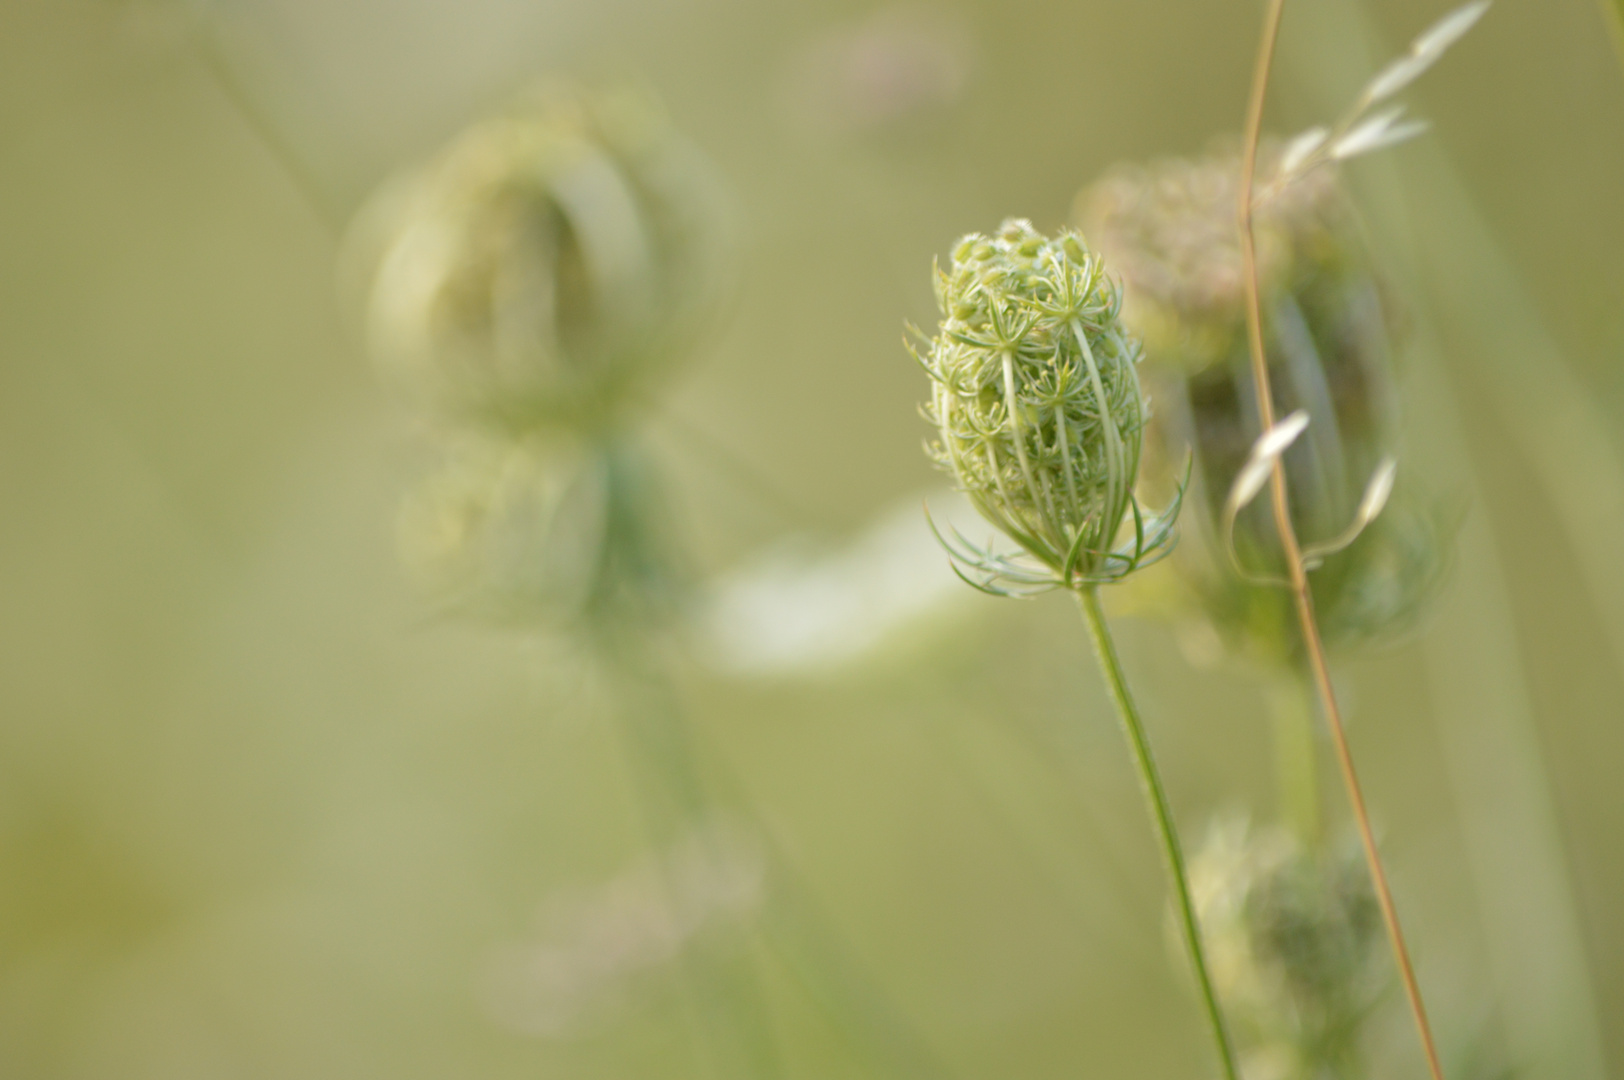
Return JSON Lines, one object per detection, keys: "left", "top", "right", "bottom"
{"left": 2, "top": 1, "right": 1623, "bottom": 1077}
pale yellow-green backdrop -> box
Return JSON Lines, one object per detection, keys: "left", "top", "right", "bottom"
{"left": 1, "top": 1, "right": 1621, "bottom": 1078}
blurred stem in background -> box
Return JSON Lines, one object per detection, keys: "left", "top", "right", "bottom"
{"left": 596, "top": 616, "right": 784, "bottom": 1080}
{"left": 1266, "top": 676, "right": 1319, "bottom": 848}
{"left": 183, "top": 1, "right": 348, "bottom": 234}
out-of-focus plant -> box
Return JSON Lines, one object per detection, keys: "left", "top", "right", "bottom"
{"left": 1190, "top": 820, "right": 1385, "bottom": 1080}
{"left": 1224, "top": 5, "right": 1484, "bottom": 1079}
{"left": 361, "top": 85, "right": 731, "bottom": 441}
{"left": 352, "top": 82, "right": 783, "bottom": 1080}
{"left": 1077, "top": 148, "right": 1453, "bottom": 850}
{"left": 354, "top": 82, "right": 950, "bottom": 1080}
{"left": 1069, "top": 6, "right": 1490, "bottom": 1078}
{"left": 349, "top": 83, "right": 733, "bottom": 630}
{"left": 913, "top": 219, "right": 1239, "bottom": 1079}
{"left": 1078, "top": 149, "right": 1450, "bottom": 674}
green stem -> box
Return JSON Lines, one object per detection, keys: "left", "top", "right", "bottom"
{"left": 1266, "top": 673, "right": 1321, "bottom": 848}
{"left": 602, "top": 629, "right": 783, "bottom": 1080}
{"left": 1075, "top": 587, "right": 1239, "bottom": 1080}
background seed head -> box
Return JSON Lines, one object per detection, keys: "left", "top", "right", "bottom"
{"left": 918, "top": 219, "right": 1149, "bottom": 580}
{"left": 1076, "top": 150, "right": 1451, "bottom": 660}
{"left": 1076, "top": 143, "right": 1353, "bottom": 374}
{"left": 357, "top": 83, "right": 732, "bottom": 437}
{"left": 1190, "top": 820, "right": 1386, "bottom": 1076}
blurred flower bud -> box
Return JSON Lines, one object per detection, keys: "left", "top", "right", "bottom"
{"left": 1076, "top": 148, "right": 1450, "bottom": 660}
{"left": 398, "top": 438, "right": 673, "bottom": 626}
{"left": 1190, "top": 818, "right": 1386, "bottom": 1077}
{"left": 354, "top": 84, "right": 732, "bottom": 436}
{"left": 917, "top": 219, "right": 1171, "bottom": 589}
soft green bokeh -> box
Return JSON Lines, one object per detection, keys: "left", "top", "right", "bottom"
{"left": 2, "top": 1, "right": 1623, "bottom": 1078}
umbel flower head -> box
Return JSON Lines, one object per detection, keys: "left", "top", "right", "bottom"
{"left": 1075, "top": 149, "right": 1451, "bottom": 661}
{"left": 914, "top": 219, "right": 1181, "bottom": 595}
{"left": 354, "top": 83, "right": 732, "bottom": 436}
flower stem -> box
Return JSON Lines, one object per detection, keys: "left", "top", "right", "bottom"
{"left": 1267, "top": 673, "right": 1321, "bottom": 848}
{"left": 602, "top": 628, "right": 783, "bottom": 1080}
{"left": 1075, "top": 587, "right": 1238, "bottom": 1080}
{"left": 1237, "top": 4, "right": 1446, "bottom": 1078}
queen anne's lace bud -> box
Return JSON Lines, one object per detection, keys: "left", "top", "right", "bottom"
{"left": 358, "top": 85, "right": 731, "bottom": 436}
{"left": 916, "top": 220, "right": 1177, "bottom": 593}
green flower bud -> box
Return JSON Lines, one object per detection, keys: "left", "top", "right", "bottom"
{"left": 915, "top": 220, "right": 1176, "bottom": 593}
{"left": 1075, "top": 149, "right": 1451, "bottom": 659}
{"left": 357, "top": 84, "right": 732, "bottom": 436}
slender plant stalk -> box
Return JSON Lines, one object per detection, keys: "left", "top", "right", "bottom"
{"left": 1076, "top": 588, "right": 1239, "bottom": 1080}
{"left": 1266, "top": 674, "right": 1320, "bottom": 847}
{"left": 607, "top": 624, "right": 957, "bottom": 1080}
{"left": 1237, "top": 5, "right": 1445, "bottom": 1079}
{"left": 185, "top": 8, "right": 345, "bottom": 235}
{"left": 601, "top": 625, "right": 784, "bottom": 1080}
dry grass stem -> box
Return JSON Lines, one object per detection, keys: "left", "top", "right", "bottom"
{"left": 1237, "top": 3, "right": 1446, "bottom": 1079}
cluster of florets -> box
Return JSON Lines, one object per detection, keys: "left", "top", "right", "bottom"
{"left": 359, "top": 84, "right": 730, "bottom": 437}
{"left": 916, "top": 219, "right": 1177, "bottom": 593}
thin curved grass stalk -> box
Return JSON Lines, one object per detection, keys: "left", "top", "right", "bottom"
{"left": 1280, "top": 4, "right": 1609, "bottom": 1069}
{"left": 1237, "top": 4, "right": 1445, "bottom": 1079}
{"left": 1076, "top": 588, "right": 1239, "bottom": 1080}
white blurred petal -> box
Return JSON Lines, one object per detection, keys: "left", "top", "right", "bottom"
{"left": 698, "top": 488, "right": 977, "bottom": 675}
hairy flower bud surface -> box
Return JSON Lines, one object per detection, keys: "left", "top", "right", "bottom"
{"left": 357, "top": 85, "right": 731, "bottom": 436}
{"left": 917, "top": 219, "right": 1165, "bottom": 588}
